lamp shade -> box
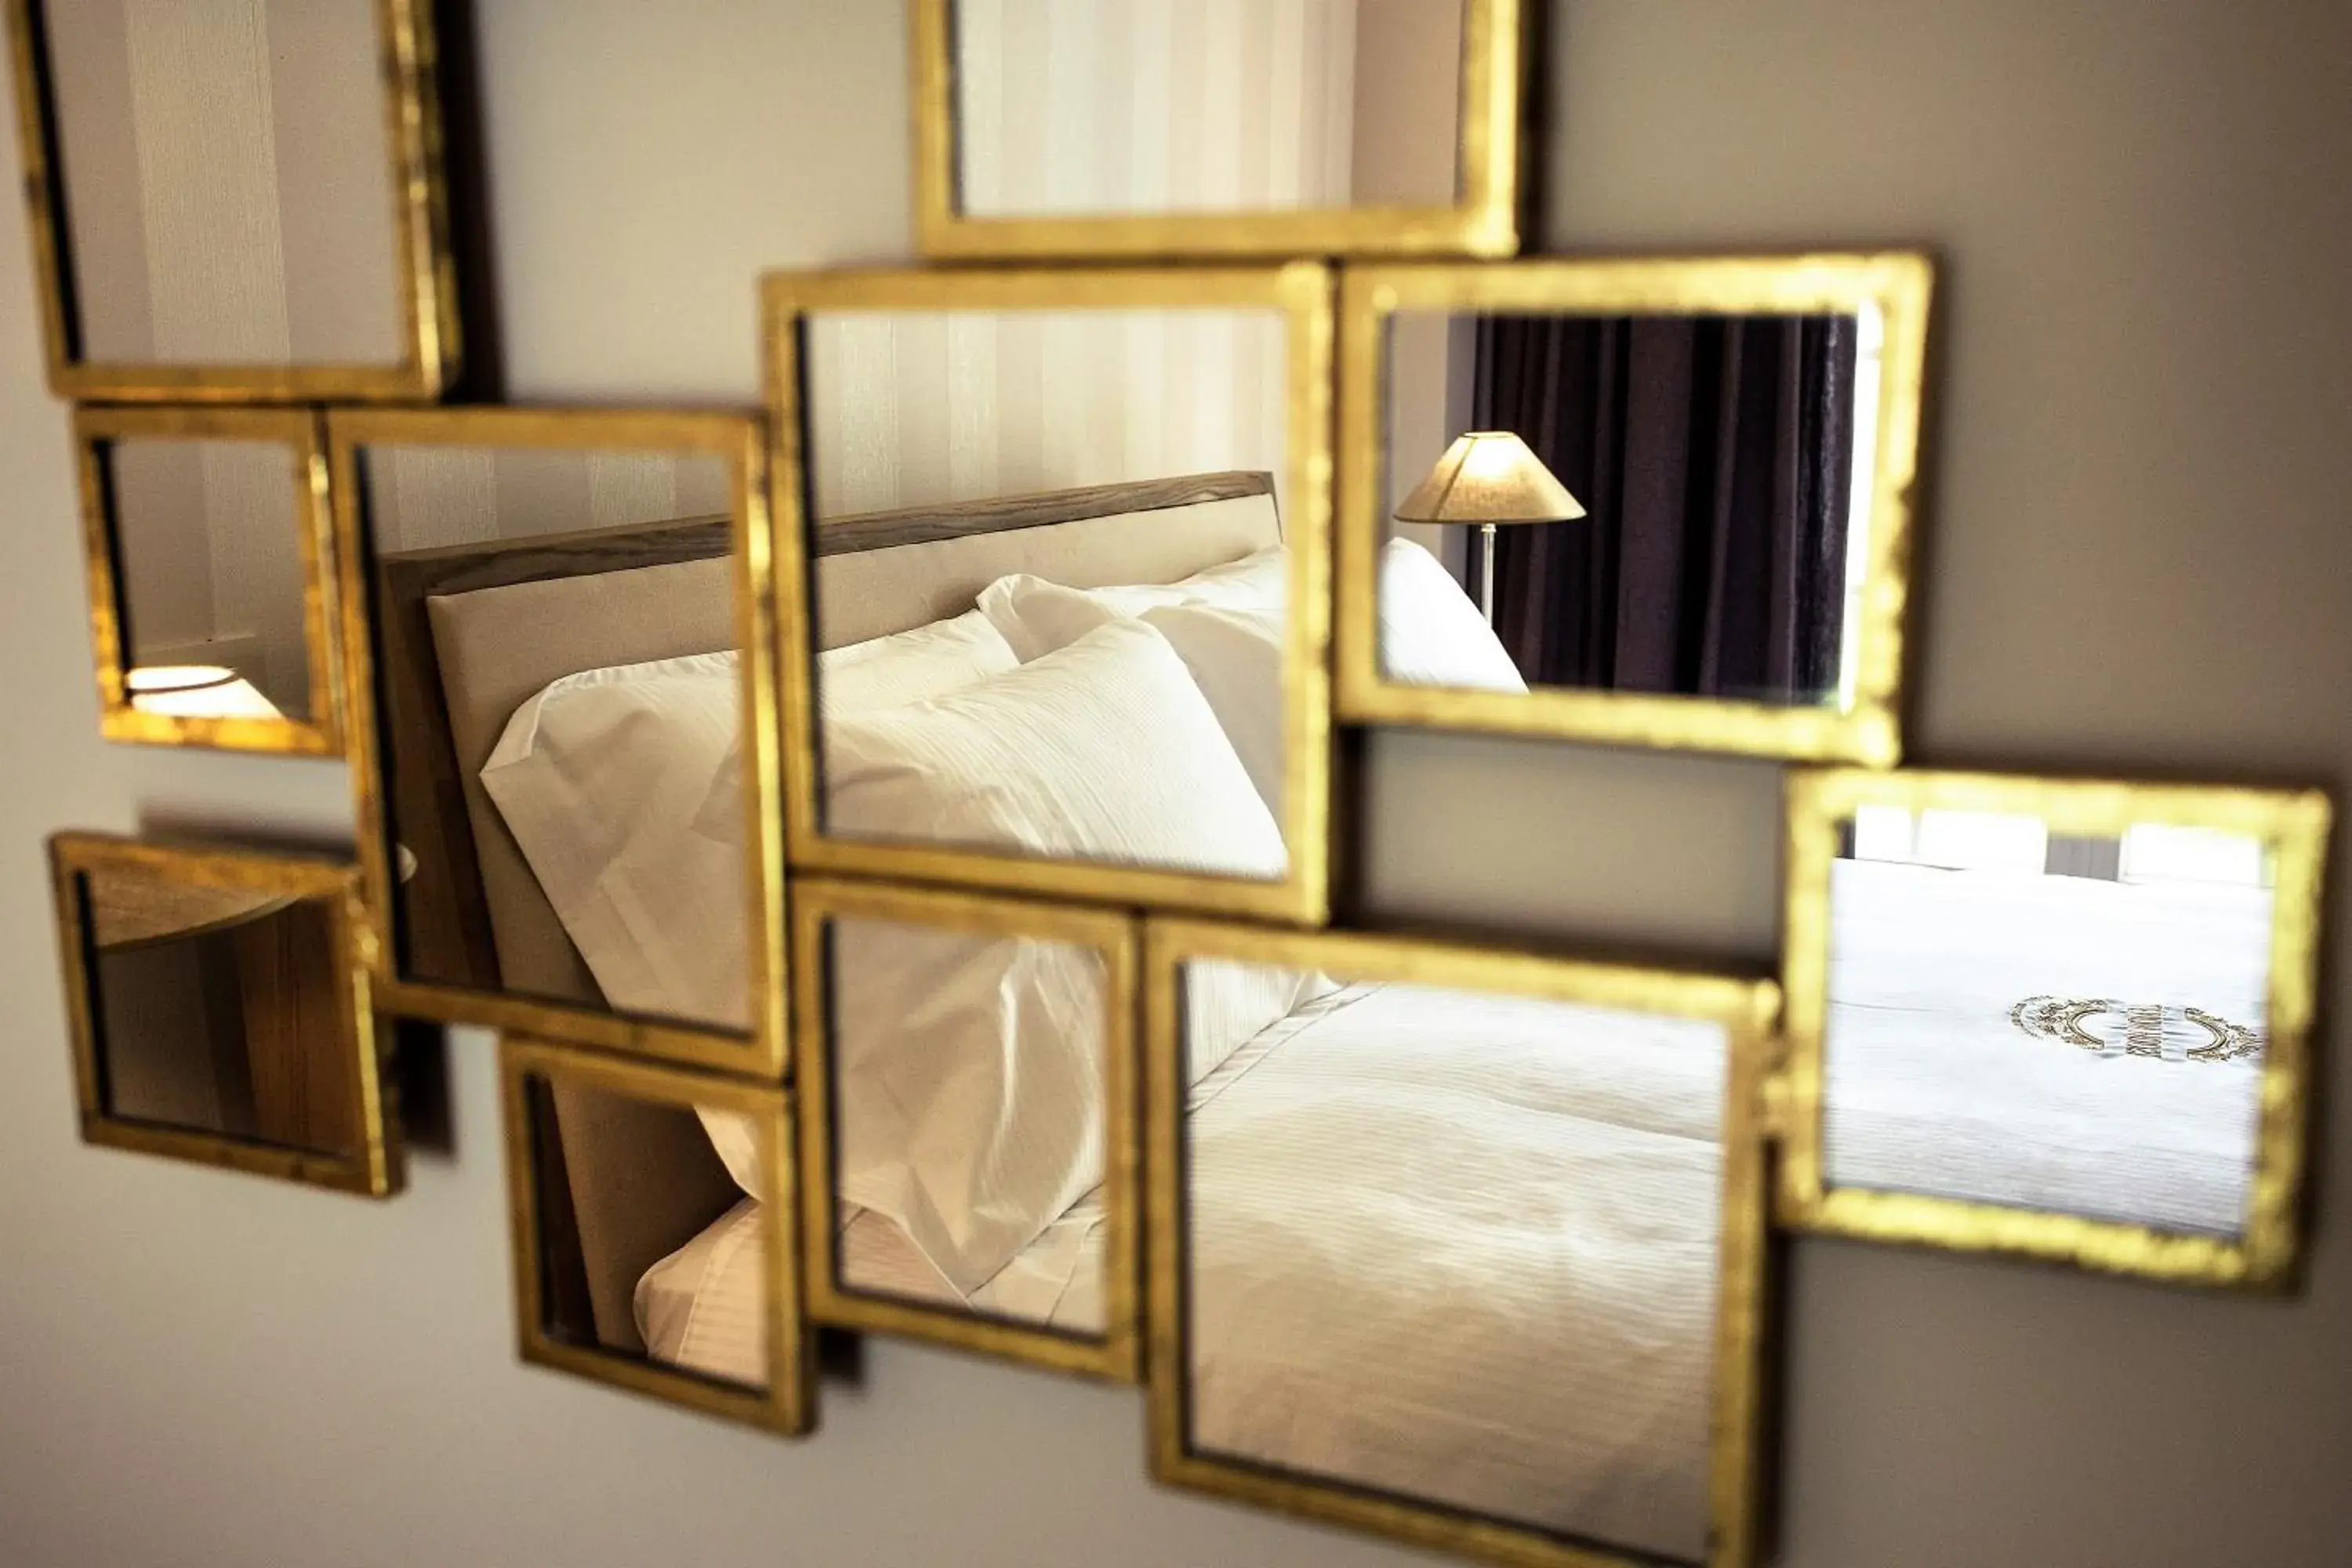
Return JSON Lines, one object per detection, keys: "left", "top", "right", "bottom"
{"left": 125, "top": 664, "right": 283, "bottom": 720}
{"left": 1393, "top": 431, "right": 1585, "bottom": 527}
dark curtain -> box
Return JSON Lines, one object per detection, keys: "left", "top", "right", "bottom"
{"left": 1472, "top": 314, "right": 1858, "bottom": 702}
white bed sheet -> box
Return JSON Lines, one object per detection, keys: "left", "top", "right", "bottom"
{"left": 1182, "top": 976, "right": 1730, "bottom": 1563}
{"left": 1822, "top": 859, "right": 2271, "bottom": 1236}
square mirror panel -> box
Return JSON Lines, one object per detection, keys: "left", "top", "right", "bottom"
{"left": 5, "top": 0, "right": 457, "bottom": 400}
{"left": 913, "top": 0, "right": 1527, "bottom": 260}
{"left": 1338, "top": 256, "right": 1933, "bottom": 764}
{"left": 499, "top": 1036, "right": 814, "bottom": 1434}
{"left": 791, "top": 877, "right": 1138, "bottom": 1380}
{"left": 49, "top": 832, "right": 399, "bottom": 1196}
{"left": 1146, "top": 920, "right": 1776, "bottom": 1568}
{"left": 74, "top": 405, "right": 340, "bottom": 754}
{"left": 765, "top": 265, "right": 1333, "bottom": 926}
{"left": 328, "top": 408, "right": 786, "bottom": 1075}
{"left": 1780, "top": 768, "right": 2330, "bottom": 1286}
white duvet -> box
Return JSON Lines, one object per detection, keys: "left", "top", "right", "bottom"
{"left": 1823, "top": 859, "right": 2272, "bottom": 1236}
{"left": 1184, "top": 977, "right": 1729, "bottom": 1563}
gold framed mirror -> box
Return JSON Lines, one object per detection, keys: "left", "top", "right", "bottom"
{"left": 1778, "top": 766, "right": 2330, "bottom": 1287}
{"left": 73, "top": 405, "right": 343, "bottom": 755}
{"left": 790, "top": 875, "right": 1140, "bottom": 1381}
{"left": 328, "top": 407, "right": 788, "bottom": 1076}
{"left": 1336, "top": 254, "right": 1933, "bottom": 765}
{"left": 1145, "top": 918, "right": 1777, "bottom": 1568}
{"left": 764, "top": 263, "right": 1334, "bottom": 927}
{"left": 911, "top": 0, "right": 1529, "bottom": 261}
{"left": 49, "top": 831, "right": 401, "bottom": 1196}
{"left": 499, "top": 1034, "right": 815, "bottom": 1435}
{"left": 4, "top": 0, "right": 458, "bottom": 402}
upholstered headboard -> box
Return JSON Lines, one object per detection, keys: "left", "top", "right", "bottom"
{"left": 383, "top": 468, "right": 1283, "bottom": 997}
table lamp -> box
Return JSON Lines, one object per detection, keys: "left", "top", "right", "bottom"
{"left": 1393, "top": 431, "right": 1584, "bottom": 623}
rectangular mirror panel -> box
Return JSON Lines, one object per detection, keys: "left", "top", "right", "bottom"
{"left": 338, "top": 413, "right": 778, "bottom": 1070}
{"left": 1149, "top": 926, "right": 1773, "bottom": 1567}
{"left": 951, "top": 0, "right": 1463, "bottom": 220}
{"left": 501, "top": 1039, "right": 812, "bottom": 1433}
{"left": 1827, "top": 810, "right": 2271, "bottom": 1233}
{"left": 771, "top": 268, "right": 1334, "bottom": 926}
{"left": 49, "top": 833, "right": 397, "bottom": 1196}
{"left": 107, "top": 435, "right": 312, "bottom": 722}
{"left": 1378, "top": 307, "right": 1875, "bottom": 710}
{"left": 1338, "top": 257, "right": 1931, "bottom": 765}
{"left": 524, "top": 1076, "right": 768, "bottom": 1392}
{"left": 1781, "top": 769, "right": 2329, "bottom": 1286}
{"left": 82, "top": 861, "right": 358, "bottom": 1156}
{"left": 793, "top": 877, "right": 1138, "bottom": 1378}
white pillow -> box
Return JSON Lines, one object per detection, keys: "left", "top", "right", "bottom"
{"left": 1141, "top": 602, "right": 1285, "bottom": 820}
{"left": 824, "top": 617, "right": 1287, "bottom": 880}
{"left": 480, "top": 651, "right": 750, "bottom": 1030}
{"left": 816, "top": 607, "right": 1019, "bottom": 713}
{"left": 958, "top": 579, "right": 1290, "bottom": 822}
{"left": 831, "top": 916, "right": 1108, "bottom": 1294}
{"left": 691, "top": 609, "right": 1020, "bottom": 844}
{"left": 1379, "top": 537, "right": 1529, "bottom": 692}
{"left": 975, "top": 543, "right": 1289, "bottom": 662}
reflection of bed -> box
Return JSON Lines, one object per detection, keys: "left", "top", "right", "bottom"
{"left": 423, "top": 471, "right": 1280, "bottom": 1368}
{"left": 650, "top": 977, "right": 1731, "bottom": 1563}
{"left": 1823, "top": 859, "right": 2273, "bottom": 1236}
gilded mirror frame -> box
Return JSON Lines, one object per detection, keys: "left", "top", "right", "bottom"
{"left": 1778, "top": 765, "right": 2330, "bottom": 1287}
{"left": 72, "top": 405, "right": 343, "bottom": 756}
{"left": 498, "top": 1034, "right": 816, "bottom": 1436}
{"left": 910, "top": 0, "right": 1527, "bottom": 262}
{"left": 1144, "top": 917, "right": 1778, "bottom": 1568}
{"left": 763, "top": 263, "right": 1335, "bottom": 927}
{"left": 790, "top": 874, "right": 1141, "bottom": 1382}
{"left": 3, "top": 0, "right": 459, "bottom": 403}
{"left": 1335, "top": 253, "right": 1933, "bottom": 766}
{"left": 328, "top": 407, "right": 789, "bottom": 1076}
{"left": 48, "top": 831, "right": 401, "bottom": 1198}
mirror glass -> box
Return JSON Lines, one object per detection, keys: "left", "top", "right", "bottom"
{"left": 106, "top": 435, "right": 311, "bottom": 722}
{"left": 1175, "top": 958, "right": 1731, "bottom": 1563}
{"left": 37, "top": 0, "right": 407, "bottom": 367}
{"left": 1377, "top": 307, "right": 1882, "bottom": 708}
{"left": 951, "top": 0, "right": 1465, "bottom": 220}
{"left": 77, "top": 862, "right": 358, "bottom": 1157}
{"left": 521, "top": 1071, "right": 771, "bottom": 1392}
{"left": 1822, "top": 808, "right": 2274, "bottom": 1236}
{"left": 801, "top": 305, "right": 1296, "bottom": 883}
{"left": 354, "top": 441, "right": 749, "bottom": 1031}
{"left": 822, "top": 914, "right": 1110, "bottom": 1335}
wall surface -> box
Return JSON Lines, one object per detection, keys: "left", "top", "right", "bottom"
{"left": 4, "top": 4, "right": 2350, "bottom": 1566}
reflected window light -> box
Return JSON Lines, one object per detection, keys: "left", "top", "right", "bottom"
{"left": 125, "top": 665, "right": 282, "bottom": 720}
{"left": 1851, "top": 805, "right": 2049, "bottom": 873}
{"left": 2121, "top": 824, "right": 2270, "bottom": 888}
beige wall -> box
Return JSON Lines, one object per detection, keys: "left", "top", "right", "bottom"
{"left": 3, "top": 4, "right": 2351, "bottom": 1567}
